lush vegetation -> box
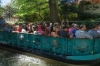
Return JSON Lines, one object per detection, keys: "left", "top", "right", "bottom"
{"left": 1, "top": 0, "right": 100, "bottom": 25}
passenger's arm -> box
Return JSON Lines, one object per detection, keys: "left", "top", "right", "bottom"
{"left": 98, "top": 33, "right": 100, "bottom": 37}
{"left": 85, "top": 34, "right": 93, "bottom": 39}
{"left": 69, "top": 33, "right": 73, "bottom": 38}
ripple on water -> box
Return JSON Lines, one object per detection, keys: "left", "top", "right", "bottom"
{"left": 0, "top": 49, "right": 69, "bottom": 66}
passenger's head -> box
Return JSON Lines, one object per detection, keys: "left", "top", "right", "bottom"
{"left": 98, "top": 25, "right": 100, "bottom": 29}
{"left": 74, "top": 24, "right": 78, "bottom": 29}
{"left": 92, "top": 25, "right": 99, "bottom": 30}
{"left": 63, "top": 26, "right": 69, "bottom": 32}
{"left": 50, "top": 23, "right": 52, "bottom": 26}
{"left": 80, "top": 25, "right": 86, "bottom": 31}
{"left": 22, "top": 25, "right": 25, "bottom": 29}
{"left": 44, "top": 23, "right": 48, "bottom": 27}
{"left": 34, "top": 26, "right": 38, "bottom": 31}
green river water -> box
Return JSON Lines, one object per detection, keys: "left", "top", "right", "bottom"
{"left": 0, "top": 48, "right": 99, "bottom": 66}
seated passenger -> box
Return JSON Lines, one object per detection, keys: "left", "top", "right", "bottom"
{"left": 17, "top": 24, "right": 22, "bottom": 32}
{"left": 34, "top": 27, "right": 39, "bottom": 35}
{"left": 70, "top": 24, "right": 79, "bottom": 37}
{"left": 38, "top": 26, "right": 43, "bottom": 35}
{"left": 69, "top": 23, "right": 75, "bottom": 34}
{"left": 88, "top": 25, "right": 100, "bottom": 38}
{"left": 60, "top": 26, "right": 73, "bottom": 38}
{"left": 97, "top": 25, "right": 100, "bottom": 33}
{"left": 75, "top": 25, "right": 93, "bottom": 39}
{"left": 51, "top": 27, "right": 59, "bottom": 37}
{"left": 4, "top": 23, "right": 10, "bottom": 32}
{"left": 42, "top": 23, "right": 49, "bottom": 36}
{"left": 21, "top": 25, "right": 27, "bottom": 33}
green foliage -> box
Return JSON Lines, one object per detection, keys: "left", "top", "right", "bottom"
{"left": 59, "top": 3, "right": 79, "bottom": 20}
{"left": 13, "top": 0, "right": 49, "bottom": 22}
{"left": 82, "top": 19, "right": 95, "bottom": 29}
{"left": 0, "top": 7, "right": 5, "bottom": 16}
{"left": 2, "top": 4, "right": 17, "bottom": 18}
{"left": 82, "top": 18, "right": 100, "bottom": 29}
{"left": 11, "top": 0, "right": 100, "bottom": 23}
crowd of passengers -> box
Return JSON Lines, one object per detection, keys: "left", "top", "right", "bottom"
{"left": 3, "top": 20, "right": 100, "bottom": 39}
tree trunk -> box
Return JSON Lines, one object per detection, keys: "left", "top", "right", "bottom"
{"left": 49, "top": 0, "right": 60, "bottom": 23}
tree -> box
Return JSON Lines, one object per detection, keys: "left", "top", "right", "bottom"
{"left": 49, "top": 0, "right": 60, "bottom": 23}
{"left": 12, "top": 0, "right": 60, "bottom": 23}
{"left": 0, "top": 7, "right": 4, "bottom": 16}
{"left": 2, "top": 4, "right": 17, "bottom": 18}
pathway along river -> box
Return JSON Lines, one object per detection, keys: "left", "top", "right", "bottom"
{"left": 0, "top": 46, "right": 99, "bottom": 66}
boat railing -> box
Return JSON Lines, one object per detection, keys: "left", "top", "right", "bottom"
{"left": 0, "top": 31, "right": 100, "bottom": 56}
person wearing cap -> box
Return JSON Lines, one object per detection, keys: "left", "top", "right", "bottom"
{"left": 75, "top": 25, "right": 93, "bottom": 39}
{"left": 70, "top": 24, "right": 79, "bottom": 37}
{"left": 60, "top": 26, "right": 73, "bottom": 38}
{"left": 88, "top": 25, "right": 100, "bottom": 38}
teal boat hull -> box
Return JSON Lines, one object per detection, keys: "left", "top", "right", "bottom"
{"left": 0, "top": 31, "right": 100, "bottom": 62}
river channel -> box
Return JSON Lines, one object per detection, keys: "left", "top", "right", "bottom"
{"left": 0, "top": 47, "right": 99, "bottom": 66}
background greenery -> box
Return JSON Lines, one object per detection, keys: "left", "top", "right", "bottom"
{"left": 0, "top": 0, "right": 100, "bottom": 28}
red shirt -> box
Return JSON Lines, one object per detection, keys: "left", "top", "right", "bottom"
{"left": 17, "top": 27, "right": 22, "bottom": 32}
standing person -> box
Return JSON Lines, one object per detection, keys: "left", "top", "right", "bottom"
{"left": 75, "top": 25, "right": 93, "bottom": 39}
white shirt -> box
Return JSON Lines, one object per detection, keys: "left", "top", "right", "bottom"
{"left": 75, "top": 30, "right": 93, "bottom": 39}
{"left": 21, "top": 29, "right": 27, "bottom": 33}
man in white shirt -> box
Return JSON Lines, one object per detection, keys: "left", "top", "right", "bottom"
{"left": 21, "top": 25, "right": 27, "bottom": 33}
{"left": 75, "top": 25, "right": 93, "bottom": 39}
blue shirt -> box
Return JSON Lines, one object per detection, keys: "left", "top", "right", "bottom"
{"left": 71, "top": 29, "right": 76, "bottom": 37}
{"left": 0, "top": 19, "right": 5, "bottom": 28}
{"left": 75, "top": 30, "right": 93, "bottom": 39}
{"left": 60, "top": 30, "right": 70, "bottom": 38}
{"left": 88, "top": 29, "right": 100, "bottom": 38}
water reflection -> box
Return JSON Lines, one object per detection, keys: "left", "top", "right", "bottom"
{"left": 0, "top": 49, "right": 68, "bottom": 66}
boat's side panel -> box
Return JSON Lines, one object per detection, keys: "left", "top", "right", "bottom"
{"left": 68, "top": 39, "right": 94, "bottom": 56}
{"left": 0, "top": 31, "right": 100, "bottom": 61}
{"left": 93, "top": 39, "right": 100, "bottom": 54}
